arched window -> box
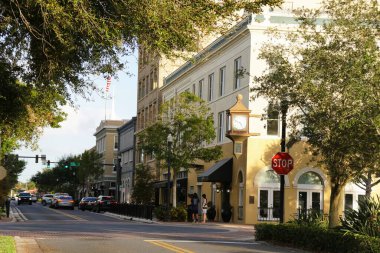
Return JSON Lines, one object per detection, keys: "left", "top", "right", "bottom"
{"left": 297, "top": 171, "right": 323, "bottom": 212}
{"left": 257, "top": 169, "right": 280, "bottom": 221}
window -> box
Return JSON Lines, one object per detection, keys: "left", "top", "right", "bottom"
{"left": 217, "top": 111, "right": 225, "bottom": 142}
{"left": 198, "top": 79, "right": 204, "bottom": 99}
{"left": 208, "top": 73, "right": 214, "bottom": 101}
{"left": 234, "top": 57, "right": 242, "bottom": 89}
{"left": 219, "top": 66, "right": 226, "bottom": 96}
{"left": 96, "top": 137, "right": 105, "bottom": 153}
{"left": 344, "top": 182, "right": 366, "bottom": 212}
{"left": 267, "top": 103, "right": 279, "bottom": 135}
{"left": 258, "top": 170, "right": 280, "bottom": 221}
{"left": 114, "top": 136, "right": 118, "bottom": 150}
{"left": 297, "top": 172, "right": 323, "bottom": 214}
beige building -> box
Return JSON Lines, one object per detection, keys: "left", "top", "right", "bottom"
{"left": 93, "top": 119, "right": 127, "bottom": 197}
{"left": 159, "top": 1, "right": 380, "bottom": 224}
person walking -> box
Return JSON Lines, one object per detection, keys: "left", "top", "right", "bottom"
{"left": 201, "top": 194, "right": 208, "bottom": 223}
{"left": 191, "top": 193, "right": 199, "bottom": 222}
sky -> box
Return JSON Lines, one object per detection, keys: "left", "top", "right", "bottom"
{"left": 16, "top": 55, "right": 138, "bottom": 182}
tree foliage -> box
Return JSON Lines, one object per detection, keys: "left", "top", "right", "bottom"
{"left": 0, "top": 0, "right": 282, "bottom": 151}
{"left": 138, "top": 92, "right": 222, "bottom": 207}
{"left": 252, "top": 0, "right": 380, "bottom": 228}
{"left": 0, "top": 154, "right": 26, "bottom": 205}
{"left": 131, "top": 164, "right": 155, "bottom": 205}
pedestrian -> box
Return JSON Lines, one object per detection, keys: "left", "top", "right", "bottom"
{"left": 191, "top": 193, "right": 199, "bottom": 222}
{"left": 187, "top": 193, "right": 194, "bottom": 222}
{"left": 201, "top": 194, "right": 208, "bottom": 223}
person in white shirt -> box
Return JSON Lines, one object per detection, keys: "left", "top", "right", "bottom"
{"left": 201, "top": 194, "right": 208, "bottom": 223}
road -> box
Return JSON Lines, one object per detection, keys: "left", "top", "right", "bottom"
{"left": 0, "top": 201, "right": 309, "bottom": 253}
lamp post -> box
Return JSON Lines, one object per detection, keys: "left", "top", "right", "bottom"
{"left": 279, "top": 99, "right": 288, "bottom": 223}
{"left": 167, "top": 133, "right": 173, "bottom": 221}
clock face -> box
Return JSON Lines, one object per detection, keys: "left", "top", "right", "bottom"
{"left": 232, "top": 115, "right": 247, "bottom": 131}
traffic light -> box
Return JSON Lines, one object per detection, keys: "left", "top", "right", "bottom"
{"left": 64, "top": 163, "right": 69, "bottom": 169}
{"left": 47, "top": 160, "right": 51, "bottom": 168}
{"left": 35, "top": 155, "right": 39, "bottom": 163}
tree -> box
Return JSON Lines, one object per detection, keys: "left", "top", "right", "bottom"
{"left": 77, "top": 149, "right": 103, "bottom": 198}
{"left": 252, "top": 0, "right": 380, "bottom": 228}
{"left": 138, "top": 92, "right": 222, "bottom": 207}
{"left": 0, "top": 0, "right": 282, "bottom": 151}
{"left": 131, "top": 164, "right": 155, "bottom": 205}
{"left": 0, "top": 154, "right": 26, "bottom": 205}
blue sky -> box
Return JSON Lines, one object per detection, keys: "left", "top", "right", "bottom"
{"left": 17, "top": 55, "right": 138, "bottom": 182}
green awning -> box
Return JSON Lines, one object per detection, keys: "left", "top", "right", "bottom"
{"left": 197, "top": 158, "right": 233, "bottom": 183}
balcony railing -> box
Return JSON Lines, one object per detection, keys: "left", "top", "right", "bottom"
{"left": 257, "top": 207, "right": 280, "bottom": 221}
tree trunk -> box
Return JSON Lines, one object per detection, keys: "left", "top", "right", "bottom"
{"left": 365, "top": 172, "right": 372, "bottom": 197}
{"left": 172, "top": 172, "right": 177, "bottom": 208}
{"left": 329, "top": 183, "right": 344, "bottom": 228}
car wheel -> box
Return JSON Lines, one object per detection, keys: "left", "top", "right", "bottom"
{"left": 81, "top": 208, "right": 85, "bottom": 211}
{"left": 96, "top": 206, "right": 100, "bottom": 213}
{"left": 29, "top": 202, "right": 32, "bottom": 205}
{"left": 71, "top": 207, "right": 74, "bottom": 210}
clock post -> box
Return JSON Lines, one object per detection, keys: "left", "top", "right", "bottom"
{"left": 226, "top": 94, "right": 258, "bottom": 157}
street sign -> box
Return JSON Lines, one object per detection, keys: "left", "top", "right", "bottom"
{"left": 271, "top": 152, "right": 294, "bottom": 175}
{"left": 0, "top": 166, "right": 7, "bottom": 180}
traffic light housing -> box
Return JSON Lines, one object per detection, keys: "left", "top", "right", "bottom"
{"left": 64, "top": 163, "right": 69, "bottom": 169}
{"left": 47, "top": 160, "right": 51, "bottom": 168}
{"left": 35, "top": 155, "right": 39, "bottom": 163}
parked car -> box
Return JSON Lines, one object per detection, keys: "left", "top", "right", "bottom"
{"left": 79, "top": 197, "right": 98, "bottom": 211}
{"left": 11, "top": 196, "right": 15, "bottom": 200}
{"left": 17, "top": 192, "right": 32, "bottom": 205}
{"left": 52, "top": 195, "right": 75, "bottom": 210}
{"left": 31, "top": 194, "right": 38, "bottom": 202}
{"left": 93, "top": 196, "right": 117, "bottom": 213}
{"left": 41, "top": 194, "right": 54, "bottom": 206}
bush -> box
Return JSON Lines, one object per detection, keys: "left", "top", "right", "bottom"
{"left": 288, "top": 208, "right": 328, "bottom": 228}
{"left": 255, "top": 223, "right": 380, "bottom": 253}
{"left": 154, "top": 205, "right": 187, "bottom": 221}
{"left": 153, "top": 206, "right": 168, "bottom": 221}
{"left": 169, "top": 205, "right": 187, "bottom": 222}
{"left": 341, "top": 196, "right": 380, "bottom": 237}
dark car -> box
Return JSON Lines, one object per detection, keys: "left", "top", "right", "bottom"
{"left": 79, "top": 197, "right": 98, "bottom": 211}
{"left": 93, "top": 196, "right": 117, "bottom": 213}
{"left": 18, "top": 192, "right": 32, "bottom": 205}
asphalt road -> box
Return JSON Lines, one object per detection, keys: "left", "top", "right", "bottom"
{"left": 0, "top": 201, "right": 310, "bottom": 253}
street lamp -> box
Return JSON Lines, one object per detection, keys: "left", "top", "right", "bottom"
{"left": 167, "top": 133, "right": 173, "bottom": 221}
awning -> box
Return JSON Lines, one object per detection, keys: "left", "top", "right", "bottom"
{"left": 197, "top": 158, "right": 233, "bottom": 183}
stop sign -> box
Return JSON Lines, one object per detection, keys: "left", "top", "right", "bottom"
{"left": 271, "top": 152, "right": 294, "bottom": 175}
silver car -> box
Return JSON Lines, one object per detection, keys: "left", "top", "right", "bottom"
{"left": 52, "top": 195, "right": 75, "bottom": 210}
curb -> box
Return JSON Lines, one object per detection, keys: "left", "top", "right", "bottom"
{"left": 103, "top": 212, "right": 157, "bottom": 224}
{"left": 10, "top": 206, "right": 28, "bottom": 222}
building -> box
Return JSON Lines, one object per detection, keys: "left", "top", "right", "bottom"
{"left": 117, "top": 117, "right": 137, "bottom": 203}
{"left": 93, "top": 119, "right": 127, "bottom": 197}
{"left": 159, "top": 1, "right": 380, "bottom": 224}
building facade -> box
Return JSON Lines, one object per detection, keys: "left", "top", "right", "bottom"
{"left": 93, "top": 119, "right": 127, "bottom": 197}
{"left": 117, "top": 117, "right": 137, "bottom": 203}
{"left": 159, "top": 1, "right": 380, "bottom": 224}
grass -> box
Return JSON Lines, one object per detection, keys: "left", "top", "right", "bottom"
{"left": 0, "top": 236, "right": 16, "bottom": 253}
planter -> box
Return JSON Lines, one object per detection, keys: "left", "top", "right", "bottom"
{"left": 207, "top": 206, "right": 216, "bottom": 221}
{"left": 221, "top": 208, "right": 232, "bottom": 222}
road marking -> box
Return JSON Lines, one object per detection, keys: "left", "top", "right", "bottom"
{"left": 145, "top": 240, "right": 194, "bottom": 253}
{"left": 48, "top": 208, "right": 87, "bottom": 221}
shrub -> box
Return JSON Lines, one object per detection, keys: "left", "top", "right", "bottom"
{"left": 153, "top": 206, "right": 168, "bottom": 221}
{"left": 288, "top": 208, "right": 328, "bottom": 228}
{"left": 169, "top": 205, "right": 187, "bottom": 222}
{"left": 341, "top": 196, "right": 380, "bottom": 237}
{"left": 255, "top": 223, "right": 380, "bottom": 253}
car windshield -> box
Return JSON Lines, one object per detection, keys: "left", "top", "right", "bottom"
{"left": 87, "top": 197, "right": 97, "bottom": 201}
{"left": 19, "top": 193, "right": 31, "bottom": 197}
{"left": 44, "top": 195, "right": 54, "bottom": 198}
